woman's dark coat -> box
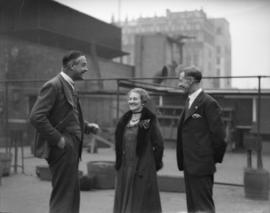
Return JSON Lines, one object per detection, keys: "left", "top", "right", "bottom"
{"left": 114, "top": 107, "right": 164, "bottom": 213}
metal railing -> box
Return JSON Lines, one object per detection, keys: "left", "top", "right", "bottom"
{"left": 0, "top": 75, "right": 270, "bottom": 184}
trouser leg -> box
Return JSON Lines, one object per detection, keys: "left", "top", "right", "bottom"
{"left": 184, "top": 172, "right": 215, "bottom": 213}
{"left": 48, "top": 134, "right": 80, "bottom": 213}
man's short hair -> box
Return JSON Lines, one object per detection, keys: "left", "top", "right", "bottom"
{"left": 183, "top": 66, "right": 202, "bottom": 82}
{"left": 62, "top": 50, "right": 84, "bottom": 67}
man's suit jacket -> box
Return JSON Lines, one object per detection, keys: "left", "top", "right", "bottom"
{"left": 176, "top": 91, "right": 227, "bottom": 175}
{"left": 29, "top": 74, "right": 85, "bottom": 159}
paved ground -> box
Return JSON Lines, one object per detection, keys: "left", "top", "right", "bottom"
{"left": 0, "top": 147, "right": 270, "bottom": 213}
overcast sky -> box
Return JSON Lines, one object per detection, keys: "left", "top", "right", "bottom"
{"left": 55, "top": 0, "right": 270, "bottom": 88}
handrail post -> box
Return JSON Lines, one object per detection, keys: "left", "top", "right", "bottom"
{"left": 257, "top": 76, "right": 263, "bottom": 169}
{"left": 116, "top": 79, "right": 120, "bottom": 120}
{"left": 4, "top": 81, "right": 9, "bottom": 153}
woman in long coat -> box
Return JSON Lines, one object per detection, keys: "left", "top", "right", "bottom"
{"left": 113, "top": 88, "right": 164, "bottom": 213}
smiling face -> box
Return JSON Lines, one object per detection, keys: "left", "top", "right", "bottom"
{"left": 69, "top": 55, "right": 88, "bottom": 81}
{"left": 128, "top": 91, "right": 143, "bottom": 112}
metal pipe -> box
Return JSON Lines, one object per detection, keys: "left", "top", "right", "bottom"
{"left": 116, "top": 79, "right": 120, "bottom": 120}
{"left": 1, "top": 75, "right": 270, "bottom": 83}
{"left": 257, "top": 76, "right": 263, "bottom": 169}
{"left": 4, "top": 81, "right": 9, "bottom": 153}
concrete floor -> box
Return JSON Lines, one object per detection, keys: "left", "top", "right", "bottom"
{"left": 0, "top": 147, "right": 270, "bottom": 213}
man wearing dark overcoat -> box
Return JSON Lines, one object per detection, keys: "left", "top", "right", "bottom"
{"left": 176, "top": 66, "right": 227, "bottom": 213}
{"left": 29, "top": 50, "right": 99, "bottom": 213}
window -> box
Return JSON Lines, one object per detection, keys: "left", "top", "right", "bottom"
{"left": 216, "top": 57, "right": 220, "bottom": 65}
{"left": 193, "top": 54, "right": 199, "bottom": 66}
{"left": 216, "top": 46, "right": 221, "bottom": 54}
{"left": 217, "top": 68, "right": 220, "bottom": 75}
{"left": 216, "top": 27, "right": 222, "bottom": 35}
{"left": 208, "top": 49, "right": 212, "bottom": 58}
{"left": 186, "top": 55, "right": 192, "bottom": 65}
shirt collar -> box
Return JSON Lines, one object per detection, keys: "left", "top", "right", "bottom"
{"left": 188, "top": 88, "right": 202, "bottom": 107}
{"left": 60, "top": 71, "right": 74, "bottom": 90}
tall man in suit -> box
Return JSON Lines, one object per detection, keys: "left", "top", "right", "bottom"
{"left": 176, "top": 66, "right": 227, "bottom": 213}
{"left": 29, "top": 50, "right": 99, "bottom": 213}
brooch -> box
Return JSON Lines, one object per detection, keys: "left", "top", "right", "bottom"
{"left": 139, "top": 119, "right": 151, "bottom": 129}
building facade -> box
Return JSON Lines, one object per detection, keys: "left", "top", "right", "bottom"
{"left": 210, "top": 18, "right": 232, "bottom": 88}
{"left": 117, "top": 9, "right": 231, "bottom": 88}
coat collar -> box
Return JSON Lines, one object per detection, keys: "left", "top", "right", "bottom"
{"left": 60, "top": 71, "right": 75, "bottom": 90}
{"left": 120, "top": 106, "right": 156, "bottom": 126}
{"left": 57, "top": 74, "right": 75, "bottom": 108}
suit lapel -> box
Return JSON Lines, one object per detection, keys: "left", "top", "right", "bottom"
{"left": 58, "top": 74, "right": 74, "bottom": 108}
{"left": 179, "top": 111, "right": 185, "bottom": 127}
{"left": 184, "top": 91, "right": 204, "bottom": 122}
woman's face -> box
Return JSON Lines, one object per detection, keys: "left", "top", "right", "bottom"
{"left": 128, "top": 91, "right": 143, "bottom": 112}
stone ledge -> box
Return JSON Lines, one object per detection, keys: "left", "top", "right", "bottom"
{"left": 158, "top": 175, "right": 185, "bottom": 193}
{"left": 35, "top": 164, "right": 186, "bottom": 193}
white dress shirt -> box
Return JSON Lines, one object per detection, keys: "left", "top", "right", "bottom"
{"left": 188, "top": 88, "right": 202, "bottom": 109}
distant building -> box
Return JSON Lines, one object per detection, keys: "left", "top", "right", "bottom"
{"left": 116, "top": 9, "right": 232, "bottom": 88}
{"left": 210, "top": 18, "right": 232, "bottom": 88}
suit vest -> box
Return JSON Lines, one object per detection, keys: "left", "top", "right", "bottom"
{"left": 65, "top": 87, "right": 83, "bottom": 141}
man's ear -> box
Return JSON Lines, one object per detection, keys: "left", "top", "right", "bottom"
{"left": 189, "top": 77, "right": 195, "bottom": 85}
{"left": 191, "top": 77, "right": 199, "bottom": 84}
{"left": 67, "top": 60, "right": 75, "bottom": 70}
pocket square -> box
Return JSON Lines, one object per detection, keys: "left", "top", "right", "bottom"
{"left": 192, "top": 113, "right": 202, "bottom": 119}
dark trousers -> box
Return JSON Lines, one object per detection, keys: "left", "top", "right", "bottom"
{"left": 48, "top": 134, "right": 80, "bottom": 213}
{"left": 184, "top": 172, "right": 215, "bottom": 213}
